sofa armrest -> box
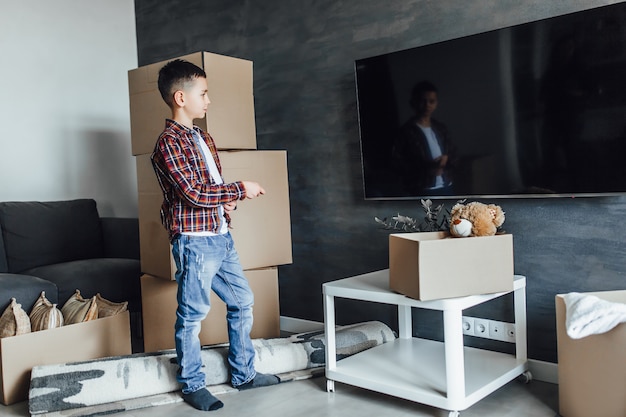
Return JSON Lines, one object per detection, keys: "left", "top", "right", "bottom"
{"left": 101, "top": 217, "right": 140, "bottom": 260}
{"left": 0, "top": 223, "right": 8, "bottom": 273}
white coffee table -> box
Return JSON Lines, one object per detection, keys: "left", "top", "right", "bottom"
{"left": 323, "top": 269, "right": 529, "bottom": 417}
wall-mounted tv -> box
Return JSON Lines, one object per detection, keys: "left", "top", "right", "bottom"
{"left": 356, "top": 3, "right": 626, "bottom": 200}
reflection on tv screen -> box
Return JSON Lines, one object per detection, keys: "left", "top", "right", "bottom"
{"left": 356, "top": 2, "right": 626, "bottom": 200}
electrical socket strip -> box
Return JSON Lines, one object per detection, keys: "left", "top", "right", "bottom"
{"left": 462, "top": 316, "right": 516, "bottom": 343}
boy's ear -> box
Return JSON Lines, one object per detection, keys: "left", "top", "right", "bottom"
{"left": 173, "top": 90, "right": 185, "bottom": 107}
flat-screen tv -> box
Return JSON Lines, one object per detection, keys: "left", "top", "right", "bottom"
{"left": 356, "top": 2, "right": 626, "bottom": 200}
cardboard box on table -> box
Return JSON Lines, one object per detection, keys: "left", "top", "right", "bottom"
{"left": 556, "top": 291, "right": 626, "bottom": 417}
{"left": 128, "top": 51, "right": 257, "bottom": 155}
{"left": 136, "top": 150, "right": 293, "bottom": 280}
{"left": 141, "top": 268, "right": 280, "bottom": 352}
{"left": 0, "top": 312, "right": 131, "bottom": 405}
{"left": 389, "top": 232, "right": 514, "bottom": 301}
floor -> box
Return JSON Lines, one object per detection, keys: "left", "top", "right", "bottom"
{"left": 2, "top": 375, "right": 559, "bottom": 417}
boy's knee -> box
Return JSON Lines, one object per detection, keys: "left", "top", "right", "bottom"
{"left": 227, "top": 292, "right": 254, "bottom": 314}
{"left": 237, "top": 285, "right": 255, "bottom": 308}
{"left": 229, "top": 299, "right": 253, "bottom": 313}
{"left": 177, "top": 302, "right": 211, "bottom": 322}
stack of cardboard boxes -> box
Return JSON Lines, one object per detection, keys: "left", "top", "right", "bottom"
{"left": 128, "top": 52, "right": 293, "bottom": 352}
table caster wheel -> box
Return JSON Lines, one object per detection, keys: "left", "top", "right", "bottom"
{"left": 326, "top": 379, "right": 335, "bottom": 393}
{"left": 518, "top": 370, "right": 533, "bottom": 384}
{"left": 448, "top": 411, "right": 460, "bottom": 417}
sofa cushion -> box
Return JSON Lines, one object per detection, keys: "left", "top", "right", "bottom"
{"left": 0, "top": 274, "right": 59, "bottom": 313}
{"left": 0, "top": 199, "right": 105, "bottom": 273}
{"left": 22, "top": 258, "right": 141, "bottom": 313}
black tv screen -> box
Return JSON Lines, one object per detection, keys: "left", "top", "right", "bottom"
{"left": 356, "top": 3, "right": 626, "bottom": 200}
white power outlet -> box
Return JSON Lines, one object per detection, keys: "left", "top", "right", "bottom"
{"left": 489, "top": 320, "right": 504, "bottom": 339}
{"left": 462, "top": 317, "right": 474, "bottom": 336}
{"left": 505, "top": 323, "right": 516, "bottom": 341}
{"left": 473, "top": 318, "right": 489, "bottom": 336}
{"left": 462, "top": 316, "right": 516, "bottom": 343}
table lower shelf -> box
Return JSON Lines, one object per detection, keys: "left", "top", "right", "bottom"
{"left": 326, "top": 337, "right": 527, "bottom": 411}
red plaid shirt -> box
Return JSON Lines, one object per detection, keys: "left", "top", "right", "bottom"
{"left": 151, "top": 119, "right": 246, "bottom": 241}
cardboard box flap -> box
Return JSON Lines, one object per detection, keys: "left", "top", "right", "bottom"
{"left": 393, "top": 231, "right": 447, "bottom": 242}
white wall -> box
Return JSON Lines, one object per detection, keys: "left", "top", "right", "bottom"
{"left": 0, "top": 0, "right": 138, "bottom": 217}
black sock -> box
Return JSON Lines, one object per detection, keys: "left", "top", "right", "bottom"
{"left": 236, "top": 373, "right": 280, "bottom": 390}
{"left": 182, "top": 388, "right": 224, "bottom": 411}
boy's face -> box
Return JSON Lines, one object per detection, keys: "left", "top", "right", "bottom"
{"left": 180, "top": 76, "right": 210, "bottom": 120}
{"left": 415, "top": 91, "right": 438, "bottom": 118}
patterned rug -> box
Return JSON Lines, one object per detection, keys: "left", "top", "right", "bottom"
{"left": 29, "top": 321, "right": 395, "bottom": 416}
{"left": 29, "top": 368, "right": 325, "bottom": 417}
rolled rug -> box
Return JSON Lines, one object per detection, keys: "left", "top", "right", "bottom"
{"left": 29, "top": 320, "right": 395, "bottom": 415}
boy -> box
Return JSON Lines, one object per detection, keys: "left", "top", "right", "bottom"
{"left": 151, "top": 59, "right": 279, "bottom": 412}
{"left": 391, "top": 80, "right": 455, "bottom": 196}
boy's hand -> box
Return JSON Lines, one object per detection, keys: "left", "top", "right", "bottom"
{"left": 242, "top": 181, "right": 266, "bottom": 199}
{"left": 434, "top": 155, "right": 448, "bottom": 167}
{"left": 223, "top": 201, "right": 237, "bottom": 214}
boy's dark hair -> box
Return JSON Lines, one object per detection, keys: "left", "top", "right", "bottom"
{"left": 411, "top": 80, "right": 438, "bottom": 100}
{"left": 157, "top": 59, "right": 207, "bottom": 107}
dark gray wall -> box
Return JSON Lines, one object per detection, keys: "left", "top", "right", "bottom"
{"left": 134, "top": 0, "right": 626, "bottom": 363}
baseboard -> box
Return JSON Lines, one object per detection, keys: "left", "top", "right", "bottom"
{"left": 279, "top": 315, "right": 559, "bottom": 384}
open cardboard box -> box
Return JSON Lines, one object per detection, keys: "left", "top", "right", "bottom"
{"left": 141, "top": 267, "right": 280, "bottom": 352}
{"left": 0, "top": 312, "right": 131, "bottom": 405}
{"left": 556, "top": 291, "right": 626, "bottom": 417}
{"left": 389, "top": 232, "right": 514, "bottom": 300}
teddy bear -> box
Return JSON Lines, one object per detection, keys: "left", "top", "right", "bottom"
{"left": 449, "top": 201, "right": 505, "bottom": 237}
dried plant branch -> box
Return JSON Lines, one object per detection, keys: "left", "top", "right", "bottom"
{"left": 375, "top": 199, "right": 465, "bottom": 233}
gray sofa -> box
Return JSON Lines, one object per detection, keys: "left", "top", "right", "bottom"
{"left": 0, "top": 199, "right": 142, "bottom": 341}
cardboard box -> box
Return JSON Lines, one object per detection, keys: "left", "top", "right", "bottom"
{"left": 128, "top": 51, "right": 257, "bottom": 155}
{"left": 141, "top": 268, "right": 280, "bottom": 352}
{"left": 0, "top": 312, "right": 131, "bottom": 405}
{"left": 135, "top": 151, "right": 158, "bottom": 194}
{"left": 136, "top": 150, "right": 293, "bottom": 280}
{"left": 220, "top": 151, "right": 293, "bottom": 269}
{"left": 556, "top": 291, "right": 626, "bottom": 417}
{"left": 137, "top": 191, "right": 177, "bottom": 280}
{"left": 389, "top": 232, "right": 514, "bottom": 301}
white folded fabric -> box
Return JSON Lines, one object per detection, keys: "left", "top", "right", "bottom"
{"left": 563, "top": 292, "right": 626, "bottom": 339}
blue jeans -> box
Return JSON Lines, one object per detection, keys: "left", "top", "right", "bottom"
{"left": 172, "top": 232, "right": 256, "bottom": 394}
